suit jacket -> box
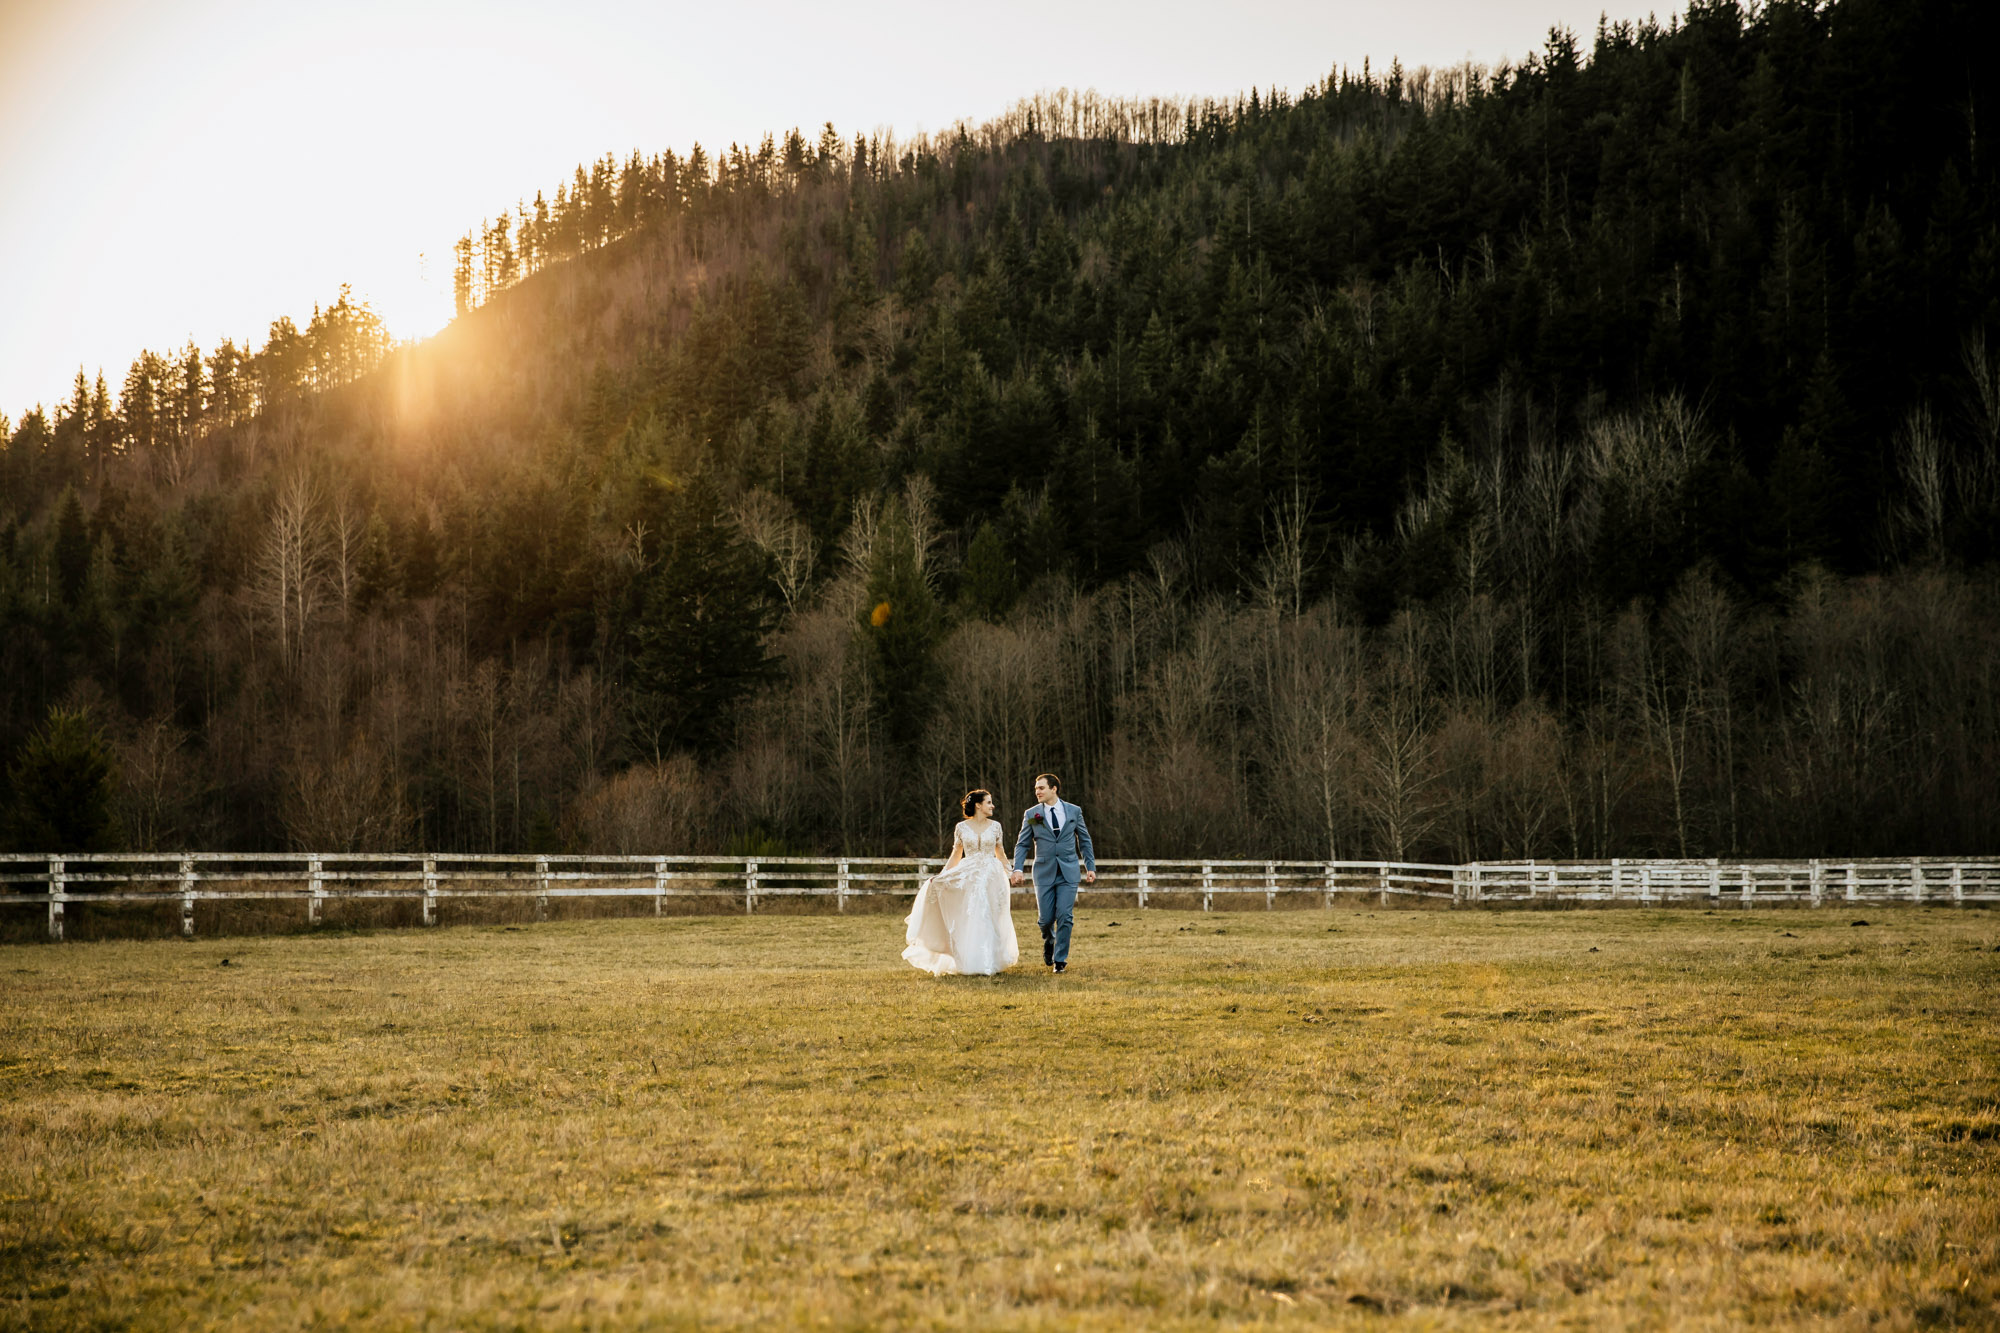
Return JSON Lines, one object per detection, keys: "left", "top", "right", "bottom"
{"left": 1013, "top": 799, "right": 1095, "bottom": 889}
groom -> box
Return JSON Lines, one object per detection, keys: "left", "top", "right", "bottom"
{"left": 1011, "top": 773, "right": 1095, "bottom": 973}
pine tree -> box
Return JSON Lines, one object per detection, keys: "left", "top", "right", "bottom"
{"left": 896, "top": 229, "right": 938, "bottom": 306}
{"left": 87, "top": 371, "right": 116, "bottom": 476}
{"left": 353, "top": 511, "right": 398, "bottom": 612}
{"left": 862, "top": 498, "right": 944, "bottom": 748}
{"left": 453, "top": 234, "right": 476, "bottom": 316}
{"left": 4, "top": 706, "right": 119, "bottom": 852}
{"left": 957, "top": 521, "right": 1017, "bottom": 622}
{"left": 207, "top": 340, "right": 248, "bottom": 425}
{"left": 52, "top": 488, "right": 90, "bottom": 606}
{"left": 626, "top": 475, "right": 777, "bottom": 759}
{"left": 401, "top": 513, "right": 441, "bottom": 599}
{"left": 119, "top": 353, "right": 160, "bottom": 455}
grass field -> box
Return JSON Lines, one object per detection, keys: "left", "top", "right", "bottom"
{"left": 3, "top": 907, "right": 1996, "bottom": 1330}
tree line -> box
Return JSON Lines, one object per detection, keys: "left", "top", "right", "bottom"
{"left": 2, "top": 0, "right": 1995, "bottom": 861}
{"left": 3, "top": 287, "right": 393, "bottom": 499}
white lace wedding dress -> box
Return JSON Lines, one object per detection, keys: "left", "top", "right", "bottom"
{"left": 902, "top": 819, "right": 1021, "bottom": 976}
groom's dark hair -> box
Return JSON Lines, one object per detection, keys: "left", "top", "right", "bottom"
{"left": 1035, "top": 772, "right": 1061, "bottom": 791}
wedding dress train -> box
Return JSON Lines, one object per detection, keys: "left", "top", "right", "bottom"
{"left": 902, "top": 819, "right": 1021, "bottom": 976}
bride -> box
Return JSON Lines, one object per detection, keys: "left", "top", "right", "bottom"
{"left": 902, "top": 788, "right": 1021, "bottom": 976}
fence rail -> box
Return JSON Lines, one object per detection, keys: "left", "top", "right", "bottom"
{"left": 4, "top": 852, "right": 1996, "bottom": 940}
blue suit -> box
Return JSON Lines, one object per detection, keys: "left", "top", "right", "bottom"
{"left": 1013, "top": 799, "right": 1095, "bottom": 966}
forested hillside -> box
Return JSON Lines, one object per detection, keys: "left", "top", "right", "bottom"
{"left": 3, "top": 0, "right": 1996, "bottom": 861}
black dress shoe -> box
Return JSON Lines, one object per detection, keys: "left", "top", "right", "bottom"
{"left": 1053, "top": 962, "right": 1067, "bottom": 974}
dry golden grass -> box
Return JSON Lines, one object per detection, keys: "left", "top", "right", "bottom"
{"left": 2, "top": 907, "right": 1996, "bottom": 1329}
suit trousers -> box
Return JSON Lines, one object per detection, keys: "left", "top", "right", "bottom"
{"left": 1037, "top": 875, "right": 1078, "bottom": 965}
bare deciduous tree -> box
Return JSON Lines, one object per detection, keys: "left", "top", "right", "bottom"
{"left": 1892, "top": 405, "right": 1950, "bottom": 556}
{"left": 733, "top": 489, "right": 819, "bottom": 614}
{"left": 278, "top": 736, "right": 415, "bottom": 851}
{"left": 1357, "top": 686, "right": 1438, "bottom": 861}
{"left": 1585, "top": 392, "right": 1711, "bottom": 556}
{"left": 1484, "top": 700, "right": 1563, "bottom": 858}
{"left": 783, "top": 606, "right": 876, "bottom": 850}
{"left": 1429, "top": 706, "right": 1493, "bottom": 862}
{"left": 251, "top": 470, "right": 329, "bottom": 672}
{"left": 1254, "top": 604, "right": 1363, "bottom": 859}
{"left": 902, "top": 473, "right": 948, "bottom": 592}
{"left": 726, "top": 729, "right": 808, "bottom": 843}
{"left": 455, "top": 659, "right": 506, "bottom": 851}
{"left": 329, "top": 489, "right": 367, "bottom": 619}
{"left": 1666, "top": 568, "right": 1744, "bottom": 851}
{"left": 567, "top": 756, "right": 707, "bottom": 854}
{"left": 1960, "top": 329, "right": 2000, "bottom": 496}
{"left": 1612, "top": 605, "right": 1698, "bottom": 856}
{"left": 559, "top": 666, "right": 619, "bottom": 795}
{"left": 1356, "top": 616, "right": 1441, "bottom": 860}
{"left": 1253, "top": 486, "right": 1318, "bottom": 620}
{"left": 115, "top": 715, "right": 202, "bottom": 850}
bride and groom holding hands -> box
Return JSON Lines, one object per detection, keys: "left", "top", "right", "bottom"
{"left": 901, "top": 773, "right": 1096, "bottom": 977}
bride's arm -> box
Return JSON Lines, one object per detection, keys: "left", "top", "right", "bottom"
{"left": 942, "top": 824, "right": 965, "bottom": 870}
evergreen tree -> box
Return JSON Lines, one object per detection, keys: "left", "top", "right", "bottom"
{"left": 896, "top": 229, "right": 938, "bottom": 306}
{"left": 52, "top": 488, "right": 89, "bottom": 606}
{"left": 862, "top": 499, "right": 944, "bottom": 748}
{"left": 401, "top": 513, "right": 441, "bottom": 599}
{"left": 957, "top": 521, "right": 1017, "bottom": 622}
{"left": 353, "top": 511, "right": 398, "bottom": 612}
{"left": 4, "top": 706, "right": 119, "bottom": 852}
{"left": 625, "top": 476, "right": 776, "bottom": 759}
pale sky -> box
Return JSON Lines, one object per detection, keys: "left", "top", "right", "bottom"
{"left": 0, "top": 0, "right": 1680, "bottom": 422}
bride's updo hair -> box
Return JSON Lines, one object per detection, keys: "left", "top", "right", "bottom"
{"left": 961, "top": 788, "right": 992, "bottom": 818}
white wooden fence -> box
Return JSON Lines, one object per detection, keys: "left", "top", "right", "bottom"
{"left": 3, "top": 853, "right": 1996, "bottom": 940}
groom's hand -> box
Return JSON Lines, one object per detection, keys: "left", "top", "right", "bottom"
{"left": 1083, "top": 871, "right": 1095, "bottom": 884}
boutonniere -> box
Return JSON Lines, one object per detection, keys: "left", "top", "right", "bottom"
{"left": 1030, "top": 810, "right": 1046, "bottom": 825}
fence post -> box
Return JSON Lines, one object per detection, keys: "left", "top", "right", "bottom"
{"left": 533, "top": 857, "right": 550, "bottom": 921}
{"left": 1610, "top": 859, "right": 1622, "bottom": 901}
{"left": 1321, "top": 862, "right": 1334, "bottom": 909}
{"left": 47, "top": 856, "right": 64, "bottom": 941}
{"left": 307, "top": 856, "right": 323, "bottom": 926}
{"left": 423, "top": 857, "right": 438, "bottom": 926}
{"left": 1708, "top": 860, "right": 1721, "bottom": 904}
{"left": 1844, "top": 864, "right": 1857, "bottom": 902}
{"left": 1952, "top": 864, "right": 1964, "bottom": 905}
{"left": 181, "top": 856, "right": 198, "bottom": 936}
{"left": 1640, "top": 864, "right": 1653, "bottom": 903}
{"left": 1910, "top": 861, "right": 1924, "bottom": 904}
{"left": 1138, "top": 862, "right": 1150, "bottom": 910}
{"left": 836, "top": 859, "right": 850, "bottom": 913}
{"left": 1809, "top": 859, "right": 1823, "bottom": 906}
{"left": 1201, "top": 861, "right": 1213, "bottom": 913}
{"left": 1378, "top": 863, "right": 1390, "bottom": 907}
{"left": 1470, "top": 863, "right": 1483, "bottom": 905}
{"left": 745, "top": 858, "right": 758, "bottom": 914}
{"left": 1741, "top": 865, "right": 1753, "bottom": 908}
{"left": 1264, "top": 862, "right": 1277, "bottom": 910}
